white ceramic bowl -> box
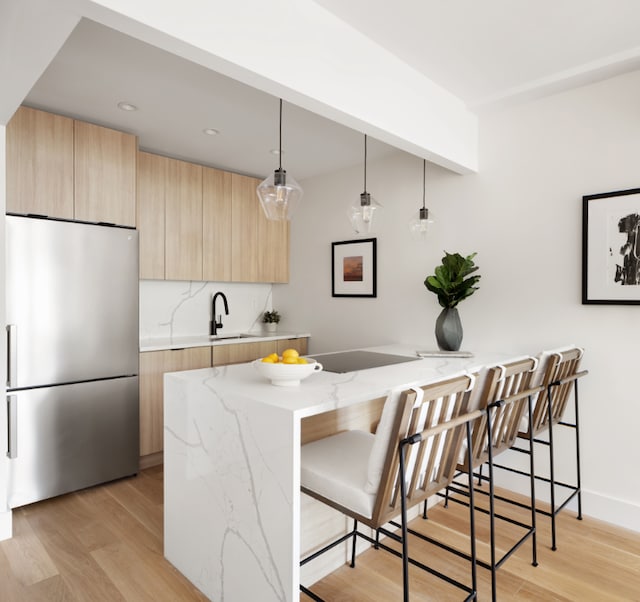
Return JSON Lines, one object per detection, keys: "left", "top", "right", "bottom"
{"left": 253, "top": 358, "right": 323, "bottom": 386}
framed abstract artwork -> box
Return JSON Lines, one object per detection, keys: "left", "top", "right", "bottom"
{"left": 582, "top": 188, "right": 640, "bottom": 304}
{"left": 331, "top": 238, "right": 377, "bottom": 298}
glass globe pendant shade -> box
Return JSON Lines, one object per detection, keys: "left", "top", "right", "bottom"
{"left": 409, "top": 207, "right": 434, "bottom": 240}
{"left": 349, "top": 192, "right": 381, "bottom": 234}
{"left": 257, "top": 167, "right": 303, "bottom": 220}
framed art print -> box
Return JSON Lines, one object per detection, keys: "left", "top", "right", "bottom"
{"left": 331, "top": 238, "right": 377, "bottom": 298}
{"left": 582, "top": 187, "right": 640, "bottom": 304}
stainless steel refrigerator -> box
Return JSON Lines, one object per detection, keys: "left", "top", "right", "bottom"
{"left": 6, "top": 215, "right": 139, "bottom": 508}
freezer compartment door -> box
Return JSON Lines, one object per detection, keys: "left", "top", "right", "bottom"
{"left": 7, "top": 377, "right": 139, "bottom": 508}
{"left": 6, "top": 216, "right": 138, "bottom": 388}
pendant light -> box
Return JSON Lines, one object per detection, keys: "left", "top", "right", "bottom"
{"left": 409, "top": 159, "right": 434, "bottom": 240}
{"left": 256, "top": 99, "right": 303, "bottom": 221}
{"left": 349, "top": 134, "right": 381, "bottom": 234}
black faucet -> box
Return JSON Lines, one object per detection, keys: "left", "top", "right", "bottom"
{"left": 210, "top": 291, "right": 229, "bottom": 336}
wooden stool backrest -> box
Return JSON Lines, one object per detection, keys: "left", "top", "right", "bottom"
{"left": 372, "top": 374, "right": 478, "bottom": 527}
{"left": 462, "top": 357, "right": 539, "bottom": 471}
{"left": 528, "top": 347, "right": 584, "bottom": 436}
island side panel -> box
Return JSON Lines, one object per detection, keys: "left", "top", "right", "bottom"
{"left": 164, "top": 370, "right": 299, "bottom": 602}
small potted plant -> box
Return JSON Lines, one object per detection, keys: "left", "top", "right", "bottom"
{"left": 424, "top": 252, "right": 480, "bottom": 351}
{"left": 262, "top": 310, "right": 281, "bottom": 333}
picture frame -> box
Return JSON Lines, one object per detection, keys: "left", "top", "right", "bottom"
{"left": 582, "top": 187, "right": 640, "bottom": 304}
{"left": 332, "top": 238, "right": 377, "bottom": 298}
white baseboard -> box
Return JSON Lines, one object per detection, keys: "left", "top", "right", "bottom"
{"left": 487, "top": 471, "right": 640, "bottom": 534}
{"left": 581, "top": 489, "right": 640, "bottom": 533}
{"left": 0, "top": 509, "right": 12, "bottom": 541}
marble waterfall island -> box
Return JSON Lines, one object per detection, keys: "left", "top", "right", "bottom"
{"left": 163, "top": 346, "right": 512, "bottom": 601}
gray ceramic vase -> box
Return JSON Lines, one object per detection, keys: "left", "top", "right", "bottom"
{"left": 435, "top": 307, "right": 463, "bottom": 351}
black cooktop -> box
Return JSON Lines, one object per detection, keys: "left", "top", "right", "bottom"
{"left": 307, "top": 350, "right": 420, "bottom": 373}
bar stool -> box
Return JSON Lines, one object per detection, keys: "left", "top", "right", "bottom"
{"left": 494, "top": 346, "right": 588, "bottom": 550}
{"left": 442, "top": 356, "right": 542, "bottom": 601}
{"left": 300, "top": 374, "right": 483, "bottom": 601}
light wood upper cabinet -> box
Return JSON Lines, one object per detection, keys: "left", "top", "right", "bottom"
{"left": 137, "top": 151, "right": 289, "bottom": 283}
{"left": 74, "top": 120, "right": 137, "bottom": 226}
{"left": 139, "top": 347, "right": 211, "bottom": 457}
{"left": 231, "top": 173, "right": 290, "bottom": 282}
{"left": 6, "top": 106, "right": 74, "bottom": 219}
{"left": 137, "top": 151, "right": 167, "bottom": 279}
{"left": 231, "top": 173, "right": 261, "bottom": 282}
{"left": 203, "top": 166, "right": 232, "bottom": 281}
{"left": 258, "top": 204, "right": 290, "bottom": 283}
{"left": 165, "top": 158, "right": 203, "bottom": 281}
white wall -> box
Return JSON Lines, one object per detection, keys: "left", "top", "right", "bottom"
{"left": 0, "top": 125, "right": 11, "bottom": 540}
{"left": 279, "top": 70, "right": 640, "bottom": 532}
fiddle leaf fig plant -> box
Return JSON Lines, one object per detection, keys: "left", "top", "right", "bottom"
{"left": 424, "top": 252, "right": 481, "bottom": 309}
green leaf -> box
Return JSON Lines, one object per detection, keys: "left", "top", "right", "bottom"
{"left": 424, "top": 252, "right": 480, "bottom": 309}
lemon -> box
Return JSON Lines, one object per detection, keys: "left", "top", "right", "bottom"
{"left": 281, "top": 348, "right": 299, "bottom": 361}
{"left": 261, "top": 356, "right": 276, "bottom": 363}
{"left": 281, "top": 356, "right": 299, "bottom": 364}
{"left": 296, "top": 357, "right": 308, "bottom": 364}
{"left": 267, "top": 352, "right": 279, "bottom": 363}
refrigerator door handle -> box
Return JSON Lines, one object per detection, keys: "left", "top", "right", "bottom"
{"left": 6, "top": 324, "right": 17, "bottom": 388}
{"left": 7, "top": 395, "right": 17, "bottom": 459}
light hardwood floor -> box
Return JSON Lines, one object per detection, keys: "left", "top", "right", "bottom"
{"left": 1, "top": 466, "right": 639, "bottom": 601}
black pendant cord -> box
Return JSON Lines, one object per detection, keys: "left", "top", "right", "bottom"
{"left": 279, "top": 98, "right": 283, "bottom": 172}
{"left": 422, "top": 159, "right": 426, "bottom": 210}
{"left": 363, "top": 134, "right": 368, "bottom": 193}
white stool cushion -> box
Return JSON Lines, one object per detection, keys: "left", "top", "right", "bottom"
{"left": 365, "top": 389, "right": 402, "bottom": 494}
{"left": 301, "top": 430, "right": 376, "bottom": 519}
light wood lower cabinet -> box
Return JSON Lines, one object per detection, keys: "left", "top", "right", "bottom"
{"left": 212, "top": 337, "right": 309, "bottom": 366}
{"left": 139, "top": 338, "right": 308, "bottom": 463}
{"left": 139, "top": 347, "right": 211, "bottom": 459}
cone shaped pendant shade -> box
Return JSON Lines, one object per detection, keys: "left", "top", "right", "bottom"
{"left": 256, "top": 99, "right": 303, "bottom": 220}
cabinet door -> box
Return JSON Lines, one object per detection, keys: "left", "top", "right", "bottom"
{"left": 231, "top": 173, "right": 260, "bottom": 282}
{"left": 165, "top": 158, "right": 203, "bottom": 281}
{"left": 277, "top": 337, "right": 308, "bottom": 356}
{"left": 257, "top": 205, "right": 289, "bottom": 283}
{"left": 139, "top": 347, "right": 211, "bottom": 456}
{"left": 212, "top": 341, "right": 278, "bottom": 366}
{"left": 137, "top": 151, "right": 167, "bottom": 279}
{"left": 6, "top": 106, "right": 74, "bottom": 219}
{"left": 74, "top": 120, "right": 137, "bottom": 226}
{"left": 203, "top": 166, "right": 232, "bottom": 281}
{"left": 212, "top": 338, "right": 308, "bottom": 366}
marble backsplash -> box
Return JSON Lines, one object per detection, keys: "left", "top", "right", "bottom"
{"left": 139, "top": 280, "right": 274, "bottom": 340}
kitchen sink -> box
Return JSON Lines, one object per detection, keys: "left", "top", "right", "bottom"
{"left": 208, "top": 333, "right": 259, "bottom": 341}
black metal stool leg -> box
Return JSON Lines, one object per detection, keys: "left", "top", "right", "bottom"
{"left": 547, "top": 384, "right": 558, "bottom": 551}
{"left": 527, "top": 394, "right": 538, "bottom": 567}
{"left": 350, "top": 519, "right": 358, "bottom": 567}
{"left": 573, "top": 380, "right": 583, "bottom": 521}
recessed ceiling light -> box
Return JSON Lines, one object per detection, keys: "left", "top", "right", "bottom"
{"left": 117, "top": 101, "right": 138, "bottom": 112}
{"left": 203, "top": 128, "right": 220, "bottom": 136}
{"left": 270, "top": 148, "right": 283, "bottom": 155}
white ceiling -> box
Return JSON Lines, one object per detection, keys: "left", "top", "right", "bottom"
{"left": 23, "top": 2, "right": 640, "bottom": 180}
{"left": 316, "top": 0, "right": 640, "bottom": 109}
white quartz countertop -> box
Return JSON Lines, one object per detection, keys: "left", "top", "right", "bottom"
{"left": 139, "top": 331, "right": 311, "bottom": 352}
{"left": 165, "top": 344, "right": 521, "bottom": 419}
